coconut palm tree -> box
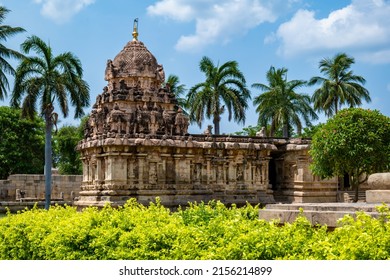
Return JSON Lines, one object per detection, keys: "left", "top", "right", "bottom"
{"left": 165, "top": 74, "right": 188, "bottom": 113}
{"left": 0, "top": 6, "right": 25, "bottom": 100}
{"left": 11, "top": 35, "right": 90, "bottom": 209}
{"left": 187, "top": 56, "right": 250, "bottom": 135}
{"left": 252, "top": 66, "right": 318, "bottom": 137}
{"left": 308, "top": 53, "right": 370, "bottom": 117}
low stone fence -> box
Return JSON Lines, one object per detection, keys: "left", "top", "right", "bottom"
{"left": 0, "top": 174, "right": 82, "bottom": 202}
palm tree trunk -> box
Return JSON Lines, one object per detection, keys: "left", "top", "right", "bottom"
{"left": 270, "top": 119, "right": 275, "bottom": 137}
{"left": 44, "top": 108, "right": 53, "bottom": 210}
{"left": 213, "top": 115, "right": 220, "bottom": 135}
{"left": 283, "top": 124, "right": 289, "bottom": 138}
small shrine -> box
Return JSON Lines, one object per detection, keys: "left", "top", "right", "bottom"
{"left": 75, "top": 21, "right": 338, "bottom": 209}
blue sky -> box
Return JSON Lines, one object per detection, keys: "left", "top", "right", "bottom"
{"left": 1, "top": 0, "right": 389, "bottom": 134}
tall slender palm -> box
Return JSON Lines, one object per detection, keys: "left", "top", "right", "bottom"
{"left": 308, "top": 53, "right": 370, "bottom": 117}
{"left": 11, "top": 35, "right": 90, "bottom": 209}
{"left": 252, "top": 66, "right": 318, "bottom": 137}
{"left": 187, "top": 56, "right": 250, "bottom": 135}
{"left": 165, "top": 74, "right": 188, "bottom": 113}
{"left": 0, "top": 6, "right": 25, "bottom": 100}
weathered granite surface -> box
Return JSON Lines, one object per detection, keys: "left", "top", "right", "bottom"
{"left": 366, "top": 173, "right": 390, "bottom": 203}
{"left": 259, "top": 202, "right": 388, "bottom": 228}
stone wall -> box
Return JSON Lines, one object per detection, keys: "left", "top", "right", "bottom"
{"left": 0, "top": 174, "right": 82, "bottom": 202}
{"left": 271, "top": 142, "right": 338, "bottom": 203}
{"left": 76, "top": 135, "right": 277, "bottom": 208}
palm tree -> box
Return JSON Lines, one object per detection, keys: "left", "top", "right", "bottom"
{"left": 308, "top": 53, "right": 370, "bottom": 117}
{"left": 11, "top": 35, "right": 90, "bottom": 209}
{"left": 0, "top": 6, "right": 25, "bottom": 100}
{"left": 165, "top": 74, "right": 188, "bottom": 113}
{"left": 252, "top": 66, "right": 318, "bottom": 138}
{"left": 187, "top": 56, "right": 250, "bottom": 135}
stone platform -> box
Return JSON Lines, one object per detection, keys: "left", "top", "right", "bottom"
{"left": 0, "top": 201, "right": 71, "bottom": 214}
{"left": 259, "top": 202, "right": 389, "bottom": 228}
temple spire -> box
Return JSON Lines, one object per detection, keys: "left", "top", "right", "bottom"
{"left": 132, "top": 18, "right": 139, "bottom": 41}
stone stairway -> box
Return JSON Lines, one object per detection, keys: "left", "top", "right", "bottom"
{"left": 337, "top": 190, "right": 366, "bottom": 202}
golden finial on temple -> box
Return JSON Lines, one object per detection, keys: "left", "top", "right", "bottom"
{"left": 132, "top": 18, "right": 139, "bottom": 41}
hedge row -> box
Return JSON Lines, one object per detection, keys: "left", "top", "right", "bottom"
{"left": 1, "top": 199, "right": 390, "bottom": 260}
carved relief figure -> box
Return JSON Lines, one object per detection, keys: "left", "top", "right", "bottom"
{"left": 174, "top": 108, "right": 189, "bottom": 135}
{"left": 105, "top": 59, "right": 115, "bottom": 80}
{"left": 193, "top": 164, "right": 201, "bottom": 183}
{"left": 236, "top": 164, "right": 244, "bottom": 181}
{"left": 109, "top": 103, "right": 126, "bottom": 134}
{"left": 204, "top": 125, "right": 213, "bottom": 136}
{"left": 256, "top": 127, "right": 267, "bottom": 137}
{"left": 163, "top": 109, "right": 173, "bottom": 135}
{"left": 149, "top": 163, "right": 157, "bottom": 185}
{"left": 217, "top": 165, "right": 223, "bottom": 182}
{"left": 126, "top": 108, "right": 135, "bottom": 135}
{"left": 157, "top": 64, "right": 165, "bottom": 83}
{"left": 149, "top": 107, "right": 159, "bottom": 135}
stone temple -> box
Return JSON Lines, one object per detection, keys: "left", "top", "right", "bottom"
{"left": 75, "top": 24, "right": 338, "bottom": 209}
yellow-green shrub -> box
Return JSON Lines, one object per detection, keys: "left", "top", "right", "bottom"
{"left": 1, "top": 200, "right": 390, "bottom": 260}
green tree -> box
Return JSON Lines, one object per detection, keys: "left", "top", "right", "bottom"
{"left": 234, "top": 124, "right": 261, "bottom": 137}
{"left": 252, "top": 66, "right": 318, "bottom": 137}
{"left": 165, "top": 74, "right": 188, "bottom": 113}
{"left": 0, "top": 6, "right": 25, "bottom": 100}
{"left": 234, "top": 124, "right": 291, "bottom": 137}
{"left": 310, "top": 108, "right": 390, "bottom": 202}
{"left": 187, "top": 56, "right": 250, "bottom": 135}
{"left": 53, "top": 124, "right": 83, "bottom": 175}
{"left": 10, "top": 35, "right": 90, "bottom": 209}
{"left": 309, "top": 53, "right": 370, "bottom": 117}
{"left": 0, "top": 106, "right": 44, "bottom": 179}
{"left": 300, "top": 123, "right": 324, "bottom": 138}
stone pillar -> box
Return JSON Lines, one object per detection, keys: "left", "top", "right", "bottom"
{"left": 205, "top": 156, "right": 212, "bottom": 185}
{"left": 183, "top": 155, "right": 194, "bottom": 184}
{"left": 127, "top": 157, "right": 135, "bottom": 184}
{"left": 158, "top": 154, "right": 169, "bottom": 185}
{"left": 137, "top": 154, "right": 147, "bottom": 188}
{"left": 149, "top": 162, "right": 158, "bottom": 185}
{"left": 82, "top": 158, "right": 89, "bottom": 184}
{"left": 173, "top": 155, "right": 183, "bottom": 183}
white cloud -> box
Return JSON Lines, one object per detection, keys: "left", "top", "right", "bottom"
{"left": 147, "top": 0, "right": 195, "bottom": 22}
{"left": 274, "top": 0, "right": 390, "bottom": 58}
{"left": 147, "top": 0, "right": 279, "bottom": 52}
{"left": 34, "top": 0, "right": 95, "bottom": 23}
{"left": 358, "top": 49, "right": 390, "bottom": 64}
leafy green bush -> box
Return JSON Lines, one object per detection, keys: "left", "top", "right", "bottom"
{"left": 1, "top": 199, "right": 390, "bottom": 260}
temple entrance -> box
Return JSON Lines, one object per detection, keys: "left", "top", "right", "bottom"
{"left": 269, "top": 158, "right": 277, "bottom": 190}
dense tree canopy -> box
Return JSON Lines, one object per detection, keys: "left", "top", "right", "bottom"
{"left": 0, "top": 106, "right": 44, "bottom": 179}
{"left": 310, "top": 108, "right": 390, "bottom": 201}
{"left": 53, "top": 124, "right": 84, "bottom": 175}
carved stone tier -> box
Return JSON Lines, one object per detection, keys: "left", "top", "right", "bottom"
{"left": 76, "top": 135, "right": 277, "bottom": 208}
{"left": 84, "top": 39, "right": 189, "bottom": 139}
